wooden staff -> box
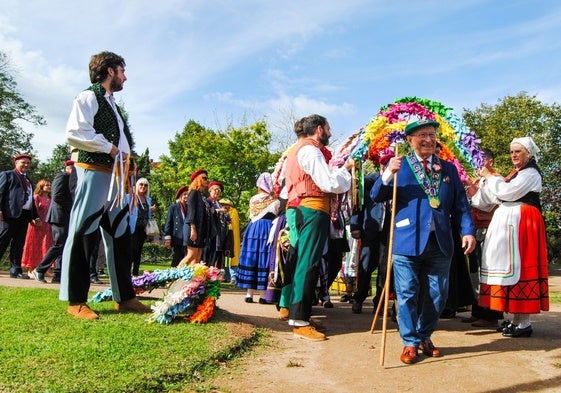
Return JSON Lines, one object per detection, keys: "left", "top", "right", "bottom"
{"left": 378, "top": 143, "right": 399, "bottom": 366}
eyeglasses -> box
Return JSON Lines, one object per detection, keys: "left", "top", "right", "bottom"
{"left": 201, "top": 176, "right": 208, "bottom": 180}
{"left": 138, "top": 183, "right": 148, "bottom": 187}
{"left": 413, "top": 133, "right": 437, "bottom": 140}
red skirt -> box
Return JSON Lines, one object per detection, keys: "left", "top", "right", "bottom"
{"left": 479, "top": 204, "right": 549, "bottom": 314}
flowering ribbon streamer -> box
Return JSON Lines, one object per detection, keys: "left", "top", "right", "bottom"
{"left": 89, "top": 263, "right": 222, "bottom": 324}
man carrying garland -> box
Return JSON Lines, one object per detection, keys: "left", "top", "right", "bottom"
{"left": 371, "top": 120, "right": 475, "bottom": 363}
{"left": 60, "top": 51, "right": 150, "bottom": 319}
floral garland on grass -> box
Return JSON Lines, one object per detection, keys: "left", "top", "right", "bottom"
{"left": 89, "top": 263, "right": 222, "bottom": 324}
{"left": 331, "top": 97, "right": 484, "bottom": 183}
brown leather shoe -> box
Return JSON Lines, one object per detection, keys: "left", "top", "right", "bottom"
{"left": 67, "top": 303, "right": 99, "bottom": 320}
{"left": 278, "top": 307, "right": 289, "bottom": 321}
{"left": 400, "top": 346, "right": 419, "bottom": 364}
{"left": 419, "top": 339, "right": 441, "bottom": 357}
{"left": 115, "top": 298, "right": 152, "bottom": 313}
{"left": 293, "top": 325, "right": 326, "bottom": 341}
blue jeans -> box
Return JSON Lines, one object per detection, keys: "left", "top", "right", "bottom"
{"left": 392, "top": 233, "right": 451, "bottom": 347}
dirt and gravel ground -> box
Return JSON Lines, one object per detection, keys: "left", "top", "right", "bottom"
{"left": 2, "top": 265, "right": 561, "bottom": 393}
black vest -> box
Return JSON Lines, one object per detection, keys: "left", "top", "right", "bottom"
{"left": 77, "top": 83, "right": 133, "bottom": 169}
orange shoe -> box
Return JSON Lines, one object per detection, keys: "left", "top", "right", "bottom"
{"left": 115, "top": 298, "right": 152, "bottom": 313}
{"left": 67, "top": 303, "right": 99, "bottom": 320}
{"left": 293, "top": 325, "right": 326, "bottom": 341}
{"left": 278, "top": 307, "right": 289, "bottom": 321}
{"left": 400, "top": 346, "right": 419, "bottom": 364}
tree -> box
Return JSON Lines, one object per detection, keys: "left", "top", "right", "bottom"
{"left": 463, "top": 92, "right": 561, "bottom": 261}
{"left": 150, "top": 119, "right": 281, "bottom": 225}
{"left": 0, "top": 51, "right": 46, "bottom": 169}
{"left": 33, "top": 144, "right": 72, "bottom": 183}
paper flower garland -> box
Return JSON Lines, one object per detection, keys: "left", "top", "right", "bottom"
{"left": 89, "top": 263, "right": 222, "bottom": 324}
{"left": 331, "top": 97, "right": 484, "bottom": 183}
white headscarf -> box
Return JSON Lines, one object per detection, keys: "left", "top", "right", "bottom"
{"left": 511, "top": 136, "right": 540, "bottom": 162}
{"left": 256, "top": 172, "right": 273, "bottom": 194}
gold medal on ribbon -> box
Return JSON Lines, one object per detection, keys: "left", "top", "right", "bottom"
{"left": 429, "top": 197, "right": 440, "bottom": 209}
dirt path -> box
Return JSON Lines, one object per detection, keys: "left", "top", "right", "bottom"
{"left": 210, "top": 265, "right": 561, "bottom": 393}
{"left": 2, "top": 266, "right": 560, "bottom": 393}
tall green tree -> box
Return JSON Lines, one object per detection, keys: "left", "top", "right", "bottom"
{"left": 34, "top": 144, "right": 71, "bottom": 183}
{"left": 0, "top": 51, "right": 46, "bottom": 169}
{"left": 150, "top": 120, "right": 280, "bottom": 224}
{"left": 463, "top": 92, "right": 561, "bottom": 261}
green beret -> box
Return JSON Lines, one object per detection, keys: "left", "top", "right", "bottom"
{"left": 404, "top": 120, "right": 440, "bottom": 136}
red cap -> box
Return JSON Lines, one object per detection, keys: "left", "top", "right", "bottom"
{"left": 190, "top": 168, "right": 207, "bottom": 182}
{"left": 208, "top": 181, "right": 223, "bottom": 191}
{"left": 65, "top": 160, "right": 75, "bottom": 167}
{"left": 175, "top": 185, "right": 188, "bottom": 200}
{"left": 14, "top": 153, "right": 32, "bottom": 162}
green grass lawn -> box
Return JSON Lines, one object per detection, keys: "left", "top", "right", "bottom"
{"left": 0, "top": 285, "right": 259, "bottom": 393}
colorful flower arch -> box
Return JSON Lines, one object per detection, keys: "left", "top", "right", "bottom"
{"left": 331, "top": 97, "right": 484, "bottom": 183}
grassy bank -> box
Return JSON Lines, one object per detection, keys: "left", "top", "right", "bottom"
{"left": 0, "top": 286, "right": 260, "bottom": 393}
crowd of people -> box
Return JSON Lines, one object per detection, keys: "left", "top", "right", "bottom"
{"left": 0, "top": 50, "right": 550, "bottom": 365}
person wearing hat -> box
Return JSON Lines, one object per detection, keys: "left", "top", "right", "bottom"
{"left": 180, "top": 169, "right": 211, "bottom": 265}
{"left": 0, "top": 153, "right": 41, "bottom": 279}
{"left": 60, "top": 51, "right": 150, "bottom": 320}
{"left": 203, "top": 181, "right": 231, "bottom": 269}
{"left": 164, "top": 185, "right": 189, "bottom": 267}
{"left": 34, "top": 160, "right": 75, "bottom": 283}
{"left": 471, "top": 136, "right": 549, "bottom": 338}
{"left": 371, "top": 119, "right": 475, "bottom": 364}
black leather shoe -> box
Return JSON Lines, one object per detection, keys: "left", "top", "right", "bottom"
{"left": 51, "top": 277, "right": 61, "bottom": 284}
{"left": 497, "top": 320, "right": 512, "bottom": 332}
{"left": 502, "top": 325, "right": 533, "bottom": 338}
{"left": 352, "top": 301, "right": 363, "bottom": 314}
{"left": 244, "top": 297, "right": 253, "bottom": 303}
{"left": 340, "top": 294, "right": 352, "bottom": 302}
{"left": 258, "top": 298, "right": 269, "bottom": 304}
{"left": 35, "top": 272, "right": 47, "bottom": 283}
{"left": 10, "top": 273, "right": 30, "bottom": 279}
{"left": 90, "top": 277, "right": 103, "bottom": 284}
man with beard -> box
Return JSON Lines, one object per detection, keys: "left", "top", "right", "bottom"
{"left": 284, "top": 114, "right": 354, "bottom": 341}
{"left": 60, "top": 51, "right": 150, "bottom": 319}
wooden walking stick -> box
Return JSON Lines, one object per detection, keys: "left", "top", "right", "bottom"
{"left": 379, "top": 143, "right": 399, "bottom": 366}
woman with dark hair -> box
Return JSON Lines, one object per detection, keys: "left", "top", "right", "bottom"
{"left": 181, "top": 169, "right": 211, "bottom": 265}
{"left": 472, "top": 136, "right": 549, "bottom": 337}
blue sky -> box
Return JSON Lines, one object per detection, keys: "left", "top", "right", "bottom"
{"left": 2, "top": 0, "right": 560, "bottom": 161}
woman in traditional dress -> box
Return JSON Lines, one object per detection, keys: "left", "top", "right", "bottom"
{"left": 237, "top": 172, "right": 281, "bottom": 303}
{"left": 471, "top": 136, "right": 548, "bottom": 337}
{"left": 22, "top": 179, "right": 53, "bottom": 275}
